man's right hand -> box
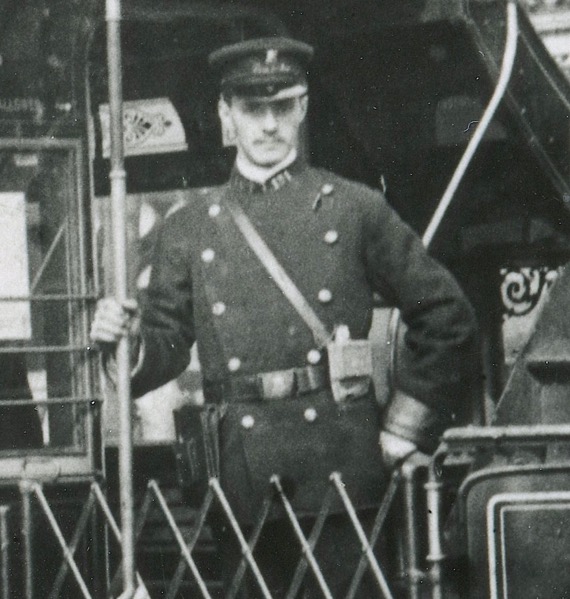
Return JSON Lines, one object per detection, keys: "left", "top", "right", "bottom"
{"left": 90, "top": 297, "right": 140, "bottom": 347}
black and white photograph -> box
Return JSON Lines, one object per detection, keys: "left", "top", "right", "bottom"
{"left": 0, "top": 0, "right": 569, "bottom": 597}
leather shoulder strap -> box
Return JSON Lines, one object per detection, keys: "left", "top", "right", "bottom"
{"left": 223, "top": 194, "right": 333, "bottom": 347}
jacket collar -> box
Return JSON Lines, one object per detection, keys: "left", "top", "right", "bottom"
{"left": 229, "top": 157, "right": 306, "bottom": 193}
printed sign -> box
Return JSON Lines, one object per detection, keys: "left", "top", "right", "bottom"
{"left": 0, "top": 192, "right": 31, "bottom": 339}
{"left": 99, "top": 97, "right": 188, "bottom": 158}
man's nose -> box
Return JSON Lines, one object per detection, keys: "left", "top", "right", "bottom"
{"left": 261, "top": 107, "right": 278, "bottom": 131}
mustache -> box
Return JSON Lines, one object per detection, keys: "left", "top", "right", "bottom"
{"left": 255, "top": 136, "right": 284, "bottom": 144}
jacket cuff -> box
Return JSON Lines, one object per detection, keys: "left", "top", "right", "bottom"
{"left": 382, "top": 390, "right": 442, "bottom": 452}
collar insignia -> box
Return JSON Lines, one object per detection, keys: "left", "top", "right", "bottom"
{"left": 266, "top": 49, "right": 278, "bottom": 64}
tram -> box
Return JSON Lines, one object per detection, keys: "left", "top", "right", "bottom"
{"left": 0, "top": 0, "right": 569, "bottom": 597}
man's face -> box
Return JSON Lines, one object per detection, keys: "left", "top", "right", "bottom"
{"left": 219, "top": 94, "right": 308, "bottom": 168}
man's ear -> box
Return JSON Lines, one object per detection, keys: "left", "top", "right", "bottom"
{"left": 218, "top": 96, "right": 232, "bottom": 128}
{"left": 298, "top": 94, "right": 308, "bottom": 122}
{"left": 218, "top": 96, "right": 236, "bottom": 145}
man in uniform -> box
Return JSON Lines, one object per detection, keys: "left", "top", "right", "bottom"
{"left": 92, "top": 36, "right": 477, "bottom": 597}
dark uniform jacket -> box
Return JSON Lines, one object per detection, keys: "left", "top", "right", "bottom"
{"left": 132, "top": 160, "right": 477, "bottom": 450}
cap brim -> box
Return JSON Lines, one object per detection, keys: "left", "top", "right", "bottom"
{"left": 227, "top": 83, "right": 308, "bottom": 101}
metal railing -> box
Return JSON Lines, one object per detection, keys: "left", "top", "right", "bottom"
{"left": 0, "top": 466, "right": 436, "bottom": 599}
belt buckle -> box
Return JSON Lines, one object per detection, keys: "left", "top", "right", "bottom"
{"left": 296, "top": 365, "right": 326, "bottom": 395}
{"left": 260, "top": 370, "right": 295, "bottom": 400}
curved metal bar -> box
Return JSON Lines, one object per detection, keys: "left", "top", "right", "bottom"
{"left": 422, "top": 0, "right": 519, "bottom": 248}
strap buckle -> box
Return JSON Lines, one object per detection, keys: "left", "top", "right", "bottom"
{"left": 259, "top": 365, "right": 328, "bottom": 400}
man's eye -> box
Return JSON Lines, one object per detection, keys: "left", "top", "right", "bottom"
{"left": 274, "top": 100, "right": 296, "bottom": 115}
{"left": 240, "top": 99, "right": 296, "bottom": 116}
{"left": 243, "top": 102, "right": 264, "bottom": 115}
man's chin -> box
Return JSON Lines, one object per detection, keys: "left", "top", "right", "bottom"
{"left": 250, "top": 158, "right": 282, "bottom": 168}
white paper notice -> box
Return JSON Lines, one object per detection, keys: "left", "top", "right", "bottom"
{"left": 0, "top": 192, "right": 31, "bottom": 339}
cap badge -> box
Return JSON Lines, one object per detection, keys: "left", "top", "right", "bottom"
{"left": 266, "top": 49, "right": 278, "bottom": 64}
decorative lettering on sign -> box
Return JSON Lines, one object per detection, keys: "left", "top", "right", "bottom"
{"left": 98, "top": 97, "right": 188, "bottom": 158}
{"left": 124, "top": 109, "right": 169, "bottom": 148}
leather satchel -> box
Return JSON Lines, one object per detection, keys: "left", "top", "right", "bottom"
{"left": 173, "top": 403, "right": 223, "bottom": 507}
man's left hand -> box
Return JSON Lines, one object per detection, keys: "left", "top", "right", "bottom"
{"left": 379, "top": 430, "right": 426, "bottom": 469}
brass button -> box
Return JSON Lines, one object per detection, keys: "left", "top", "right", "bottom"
{"left": 307, "top": 349, "right": 322, "bottom": 364}
{"left": 324, "top": 230, "right": 339, "bottom": 244}
{"left": 228, "top": 357, "right": 241, "bottom": 372}
{"left": 212, "top": 302, "right": 226, "bottom": 316}
{"left": 318, "top": 289, "right": 333, "bottom": 303}
{"left": 321, "top": 183, "right": 334, "bottom": 195}
{"left": 241, "top": 415, "right": 255, "bottom": 429}
{"left": 304, "top": 407, "right": 317, "bottom": 423}
{"left": 208, "top": 204, "right": 221, "bottom": 217}
{"left": 201, "top": 248, "right": 215, "bottom": 263}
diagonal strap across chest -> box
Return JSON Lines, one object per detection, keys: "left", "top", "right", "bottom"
{"left": 206, "top": 186, "right": 333, "bottom": 349}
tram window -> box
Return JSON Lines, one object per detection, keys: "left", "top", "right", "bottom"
{"left": 0, "top": 141, "right": 98, "bottom": 475}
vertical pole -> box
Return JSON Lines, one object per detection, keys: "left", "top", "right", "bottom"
{"left": 105, "top": 0, "right": 135, "bottom": 596}
{"left": 0, "top": 506, "right": 10, "bottom": 599}
{"left": 20, "top": 482, "right": 34, "bottom": 599}
{"left": 426, "top": 461, "right": 444, "bottom": 599}
{"left": 401, "top": 462, "right": 421, "bottom": 599}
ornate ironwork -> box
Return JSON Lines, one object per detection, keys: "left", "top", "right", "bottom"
{"left": 500, "top": 266, "right": 560, "bottom": 317}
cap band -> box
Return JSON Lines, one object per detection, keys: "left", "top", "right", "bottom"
{"left": 221, "top": 54, "right": 306, "bottom": 89}
{"left": 222, "top": 81, "right": 308, "bottom": 100}
{"left": 210, "top": 37, "right": 314, "bottom": 98}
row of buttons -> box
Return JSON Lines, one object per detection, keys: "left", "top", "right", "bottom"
{"left": 225, "top": 349, "right": 323, "bottom": 373}
{"left": 205, "top": 184, "right": 334, "bottom": 374}
{"left": 208, "top": 294, "right": 332, "bottom": 318}
{"left": 241, "top": 406, "right": 318, "bottom": 430}
{"left": 201, "top": 232, "right": 338, "bottom": 264}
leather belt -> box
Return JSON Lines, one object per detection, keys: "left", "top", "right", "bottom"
{"left": 203, "top": 365, "right": 329, "bottom": 403}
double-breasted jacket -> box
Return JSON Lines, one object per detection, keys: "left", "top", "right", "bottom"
{"left": 132, "top": 161, "right": 477, "bottom": 449}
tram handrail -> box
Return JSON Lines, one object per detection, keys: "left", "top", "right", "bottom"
{"left": 105, "top": 0, "right": 136, "bottom": 596}
{"left": 422, "top": 0, "right": 520, "bottom": 248}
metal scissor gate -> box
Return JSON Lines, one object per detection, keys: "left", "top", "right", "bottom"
{"left": 0, "top": 466, "right": 431, "bottom": 599}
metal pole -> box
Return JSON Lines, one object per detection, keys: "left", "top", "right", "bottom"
{"left": 20, "top": 482, "right": 34, "bottom": 599}
{"left": 105, "top": 0, "right": 135, "bottom": 596}
{"left": 0, "top": 506, "right": 10, "bottom": 599}
{"left": 425, "top": 460, "right": 444, "bottom": 599}
{"left": 401, "top": 461, "right": 427, "bottom": 599}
